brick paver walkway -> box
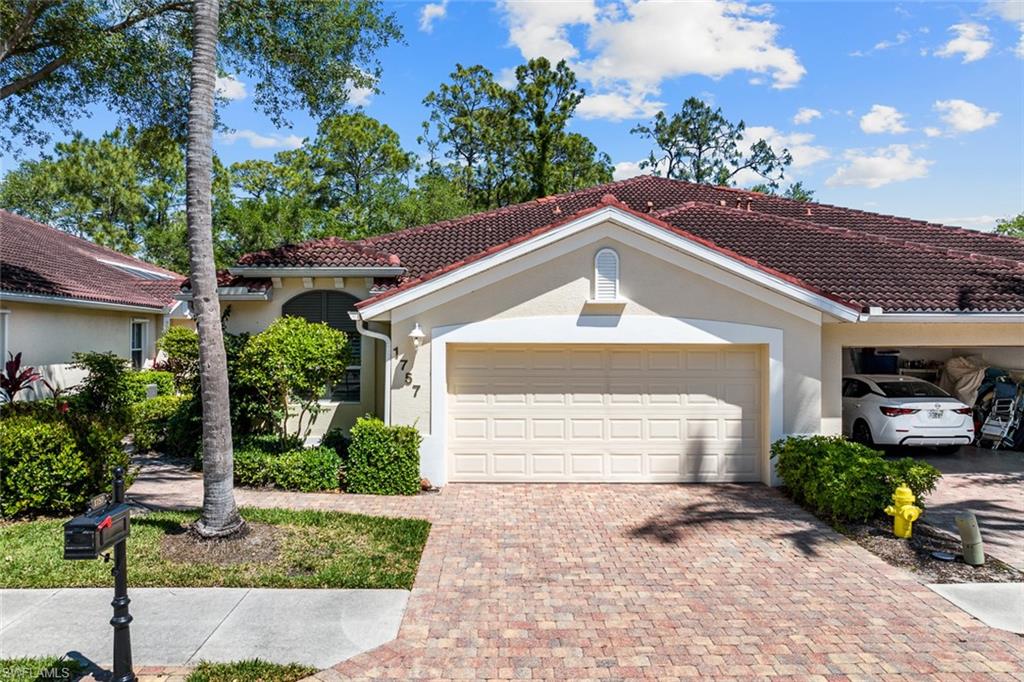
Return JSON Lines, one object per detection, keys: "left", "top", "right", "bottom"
{"left": 129, "top": 462, "right": 1024, "bottom": 680}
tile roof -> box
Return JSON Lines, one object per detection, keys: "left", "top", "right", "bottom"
{"left": 230, "top": 176, "right": 1024, "bottom": 314}
{"left": 0, "top": 210, "right": 185, "bottom": 310}
{"left": 237, "top": 237, "right": 400, "bottom": 268}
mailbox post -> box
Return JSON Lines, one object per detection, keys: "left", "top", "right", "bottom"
{"left": 63, "top": 467, "right": 136, "bottom": 682}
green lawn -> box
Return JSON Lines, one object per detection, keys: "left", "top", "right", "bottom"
{"left": 186, "top": 660, "right": 316, "bottom": 682}
{"left": 0, "top": 508, "right": 429, "bottom": 589}
{"left": 0, "top": 657, "right": 84, "bottom": 682}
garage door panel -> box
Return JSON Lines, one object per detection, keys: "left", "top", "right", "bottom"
{"left": 448, "top": 344, "right": 762, "bottom": 482}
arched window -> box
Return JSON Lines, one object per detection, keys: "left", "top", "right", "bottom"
{"left": 594, "top": 248, "right": 620, "bottom": 301}
{"left": 282, "top": 290, "right": 361, "bottom": 402}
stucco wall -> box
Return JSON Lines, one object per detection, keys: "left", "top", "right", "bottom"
{"left": 220, "top": 277, "right": 378, "bottom": 436}
{"left": 2, "top": 300, "right": 165, "bottom": 394}
{"left": 821, "top": 322, "right": 1024, "bottom": 433}
{"left": 384, "top": 224, "right": 824, "bottom": 444}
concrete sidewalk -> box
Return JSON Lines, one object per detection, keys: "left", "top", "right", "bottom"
{"left": 0, "top": 588, "right": 407, "bottom": 669}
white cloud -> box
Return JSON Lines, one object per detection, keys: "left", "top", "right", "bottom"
{"left": 1017, "top": 28, "right": 1024, "bottom": 58}
{"left": 215, "top": 75, "right": 247, "bottom": 101}
{"left": 859, "top": 104, "right": 910, "bottom": 134}
{"left": 826, "top": 144, "right": 933, "bottom": 188}
{"left": 935, "top": 23, "right": 993, "bottom": 63}
{"left": 875, "top": 30, "right": 910, "bottom": 50}
{"left": 926, "top": 215, "right": 1001, "bottom": 230}
{"left": 496, "top": 67, "right": 518, "bottom": 89}
{"left": 419, "top": 0, "right": 448, "bottom": 33}
{"left": 498, "top": 0, "right": 805, "bottom": 121}
{"left": 924, "top": 126, "right": 942, "bottom": 138}
{"left": 987, "top": 1, "right": 1024, "bottom": 22}
{"left": 933, "top": 98, "right": 1001, "bottom": 132}
{"left": 745, "top": 126, "right": 830, "bottom": 169}
{"left": 346, "top": 83, "right": 374, "bottom": 107}
{"left": 219, "top": 130, "right": 304, "bottom": 150}
{"left": 577, "top": 91, "right": 664, "bottom": 121}
{"left": 612, "top": 160, "right": 647, "bottom": 180}
{"left": 793, "top": 107, "right": 822, "bottom": 125}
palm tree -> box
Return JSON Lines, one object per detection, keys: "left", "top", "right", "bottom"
{"left": 185, "top": 0, "right": 243, "bottom": 537}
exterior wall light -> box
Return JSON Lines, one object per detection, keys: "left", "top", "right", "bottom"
{"left": 409, "top": 322, "right": 426, "bottom": 348}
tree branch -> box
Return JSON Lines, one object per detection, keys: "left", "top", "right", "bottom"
{"left": 0, "top": 0, "right": 190, "bottom": 100}
{"left": 0, "top": 0, "right": 54, "bottom": 61}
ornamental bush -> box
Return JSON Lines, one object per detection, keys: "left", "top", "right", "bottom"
{"left": 156, "top": 325, "right": 200, "bottom": 391}
{"left": 69, "top": 351, "right": 136, "bottom": 430}
{"left": 124, "top": 370, "right": 175, "bottom": 402}
{"left": 233, "top": 442, "right": 341, "bottom": 492}
{"left": 0, "top": 416, "right": 91, "bottom": 518}
{"left": 132, "top": 395, "right": 188, "bottom": 452}
{"left": 771, "top": 435, "right": 942, "bottom": 523}
{"left": 346, "top": 417, "right": 421, "bottom": 495}
{"left": 238, "top": 317, "right": 350, "bottom": 440}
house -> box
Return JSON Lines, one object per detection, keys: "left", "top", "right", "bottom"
{"left": 190, "top": 176, "right": 1024, "bottom": 486}
{"left": 0, "top": 210, "right": 190, "bottom": 393}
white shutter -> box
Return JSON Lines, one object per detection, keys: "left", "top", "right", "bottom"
{"left": 594, "top": 248, "right": 619, "bottom": 301}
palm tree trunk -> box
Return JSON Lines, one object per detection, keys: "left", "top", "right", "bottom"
{"left": 186, "top": 0, "right": 243, "bottom": 538}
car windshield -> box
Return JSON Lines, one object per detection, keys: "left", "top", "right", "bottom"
{"left": 875, "top": 381, "right": 950, "bottom": 398}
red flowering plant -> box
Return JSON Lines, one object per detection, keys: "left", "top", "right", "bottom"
{"left": 0, "top": 352, "right": 41, "bottom": 403}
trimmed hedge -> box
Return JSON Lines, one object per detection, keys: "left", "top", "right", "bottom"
{"left": 772, "top": 435, "right": 941, "bottom": 523}
{"left": 0, "top": 416, "right": 91, "bottom": 518}
{"left": 234, "top": 444, "right": 341, "bottom": 492}
{"left": 132, "top": 395, "right": 188, "bottom": 452}
{"left": 125, "top": 370, "right": 176, "bottom": 402}
{"left": 346, "top": 417, "right": 421, "bottom": 495}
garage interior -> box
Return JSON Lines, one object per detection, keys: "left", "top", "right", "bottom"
{"left": 844, "top": 345, "right": 1024, "bottom": 450}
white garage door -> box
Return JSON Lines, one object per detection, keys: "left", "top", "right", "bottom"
{"left": 447, "top": 344, "right": 763, "bottom": 482}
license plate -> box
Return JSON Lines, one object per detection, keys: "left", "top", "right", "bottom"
{"left": 928, "top": 409, "right": 943, "bottom": 419}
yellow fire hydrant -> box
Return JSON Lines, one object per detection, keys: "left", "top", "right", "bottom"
{"left": 884, "top": 484, "right": 922, "bottom": 539}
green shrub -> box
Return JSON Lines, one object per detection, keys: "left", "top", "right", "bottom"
{"left": 125, "top": 370, "right": 175, "bottom": 402}
{"left": 0, "top": 416, "right": 91, "bottom": 517}
{"left": 321, "top": 428, "right": 351, "bottom": 464}
{"left": 166, "top": 393, "right": 204, "bottom": 464}
{"left": 772, "top": 435, "right": 942, "bottom": 523}
{"left": 157, "top": 325, "right": 200, "bottom": 390}
{"left": 69, "top": 351, "right": 135, "bottom": 429}
{"left": 346, "top": 417, "right": 421, "bottom": 495}
{"left": 233, "top": 444, "right": 341, "bottom": 492}
{"left": 132, "top": 395, "right": 187, "bottom": 452}
{"left": 238, "top": 317, "right": 349, "bottom": 440}
{"left": 236, "top": 433, "right": 304, "bottom": 454}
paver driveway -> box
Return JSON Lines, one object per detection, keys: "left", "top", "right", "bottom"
{"left": 316, "top": 484, "right": 1023, "bottom": 681}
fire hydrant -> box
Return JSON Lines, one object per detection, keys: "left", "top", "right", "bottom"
{"left": 884, "top": 484, "right": 922, "bottom": 539}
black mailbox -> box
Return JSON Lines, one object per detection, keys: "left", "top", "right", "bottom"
{"left": 63, "top": 503, "right": 132, "bottom": 560}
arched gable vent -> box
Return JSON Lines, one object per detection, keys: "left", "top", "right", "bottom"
{"left": 593, "top": 248, "right": 620, "bottom": 301}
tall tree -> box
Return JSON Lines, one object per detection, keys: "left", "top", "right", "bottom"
{"left": 0, "top": 126, "right": 187, "bottom": 267}
{"left": 632, "top": 97, "right": 793, "bottom": 189}
{"left": 1, "top": 0, "right": 401, "bottom": 152}
{"left": 186, "top": 0, "right": 240, "bottom": 538}
{"left": 505, "top": 57, "right": 584, "bottom": 199}
{"left": 995, "top": 213, "right": 1024, "bottom": 239}
{"left": 302, "top": 112, "right": 415, "bottom": 238}
{"left": 422, "top": 59, "right": 612, "bottom": 209}
{"left": 750, "top": 181, "right": 816, "bottom": 202}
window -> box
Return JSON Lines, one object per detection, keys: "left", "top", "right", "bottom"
{"left": 843, "top": 380, "right": 871, "bottom": 398}
{"left": 130, "top": 320, "right": 146, "bottom": 370}
{"left": 876, "top": 380, "right": 949, "bottom": 399}
{"left": 594, "top": 248, "right": 619, "bottom": 301}
{"left": 281, "top": 290, "right": 362, "bottom": 402}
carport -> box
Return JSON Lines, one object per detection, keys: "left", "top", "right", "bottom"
{"left": 820, "top": 319, "right": 1024, "bottom": 444}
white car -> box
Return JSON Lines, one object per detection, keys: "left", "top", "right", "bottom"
{"left": 842, "top": 374, "right": 974, "bottom": 453}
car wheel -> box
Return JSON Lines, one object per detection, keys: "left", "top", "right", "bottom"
{"left": 852, "top": 420, "right": 873, "bottom": 445}
{"left": 934, "top": 445, "right": 961, "bottom": 455}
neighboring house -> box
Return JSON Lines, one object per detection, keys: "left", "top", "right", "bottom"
{"left": 0, "top": 210, "right": 190, "bottom": 394}
{"left": 186, "top": 176, "right": 1024, "bottom": 486}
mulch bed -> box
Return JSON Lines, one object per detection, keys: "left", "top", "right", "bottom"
{"left": 161, "top": 522, "right": 284, "bottom": 566}
{"left": 842, "top": 517, "right": 1023, "bottom": 584}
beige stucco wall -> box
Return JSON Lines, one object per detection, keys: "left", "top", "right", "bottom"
{"left": 220, "top": 277, "right": 378, "bottom": 437}
{"left": 1, "top": 300, "right": 165, "bottom": 395}
{"left": 384, "top": 225, "right": 824, "bottom": 444}
{"left": 821, "top": 322, "right": 1024, "bottom": 433}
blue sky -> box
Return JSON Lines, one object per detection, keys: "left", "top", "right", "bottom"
{"left": 4, "top": 1, "right": 1022, "bottom": 230}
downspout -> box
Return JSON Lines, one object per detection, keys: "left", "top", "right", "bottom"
{"left": 351, "top": 313, "right": 392, "bottom": 425}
